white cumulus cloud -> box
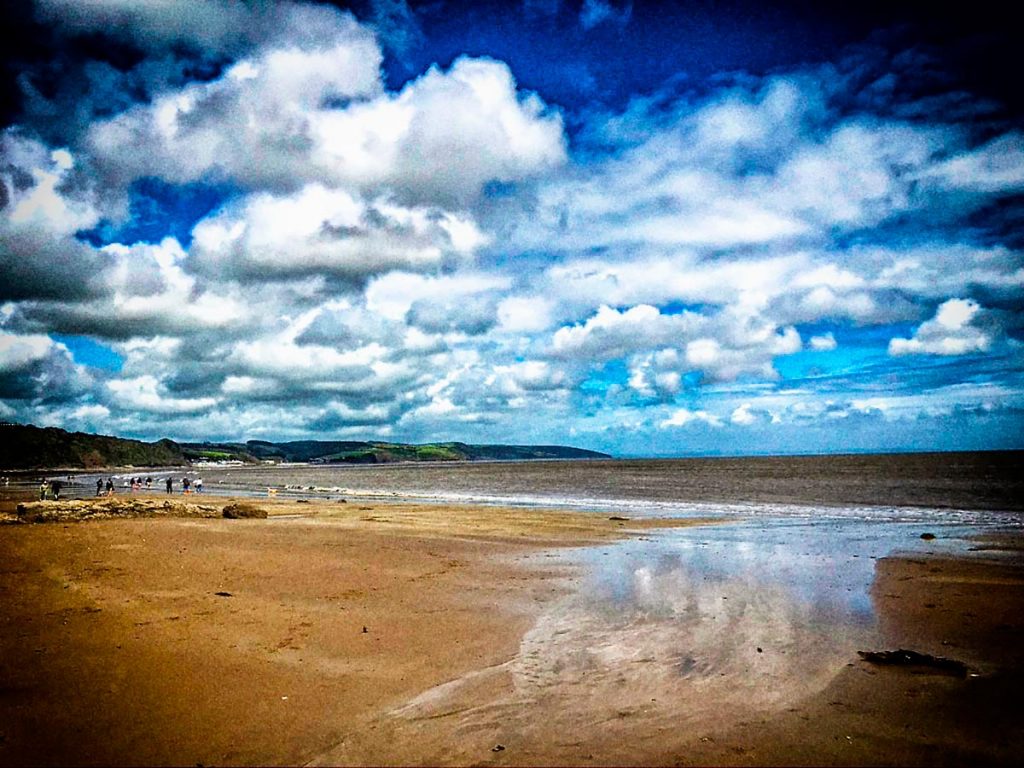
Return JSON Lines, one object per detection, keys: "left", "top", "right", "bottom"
{"left": 888, "top": 298, "right": 993, "bottom": 356}
{"left": 730, "top": 403, "right": 757, "bottom": 425}
{"left": 87, "top": 25, "right": 565, "bottom": 204}
{"left": 107, "top": 375, "right": 218, "bottom": 414}
{"left": 809, "top": 332, "right": 837, "bottom": 351}
{"left": 660, "top": 408, "right": 723, "bottom": 429}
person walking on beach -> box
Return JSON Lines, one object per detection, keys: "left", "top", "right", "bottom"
{"left": 39, "top": 480, "right": 47, "bottom": 500}
{"left": 50, "top": 479, "right": 62, "bottom": 500}
{"left": 165, "top": 477, "right": 173, "bottom": 494}
{"left": 105, "top": 478, "right": 114, "bottom": 496}
{"left": 195, "top": 477, "right": 203, "bottom": 494}
{"left": 182, "top": 477, "right": 191, "bottom": 494}
{"left": 145, "top": 477, "right": 152, "bottom": 490}
{"left": 96, "top": 478, "right": 103, "bottom": 496}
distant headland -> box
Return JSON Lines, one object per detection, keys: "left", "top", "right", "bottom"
{"left": 0, "top": 423, "right": 611, "bottom": 470}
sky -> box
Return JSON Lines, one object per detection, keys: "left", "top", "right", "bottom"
{"left": 1, "top": 0, "right": 1023, "bottom": 456}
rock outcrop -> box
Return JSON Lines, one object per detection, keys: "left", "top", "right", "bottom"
{"left": 13, "top": 498, "right": 220, "bottom": 524}
{"left": 221, "top": 503, "right": 268, "bottom": 519}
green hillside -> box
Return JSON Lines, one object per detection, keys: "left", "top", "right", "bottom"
{"left": 0, "top": 423, "right": 610, "bottom": 469}
{"left": 0, "top": 423, "right": 187, "bottom": 469}
{"left": 185, "top": 439, "right": 610, "bottom": 464}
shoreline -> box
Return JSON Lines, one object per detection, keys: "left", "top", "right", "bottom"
{"left": 1, "top": 497, "right": 1022, "bottom": 765}
{"left": 2, "top": 450, "right": 1023, "bottom": 515}
{"left": 6, "top": 480, "right": 1024, "bottom": 522}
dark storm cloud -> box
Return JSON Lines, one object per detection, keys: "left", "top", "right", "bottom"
{"left": 0, "top": 333, "right": 92, "bottom": 403}
{"left": 406, "top": 295, "right": 497, "bottom": 335}
{"left": 0, "top": 232, "right": 110, "bottom": 302}
{"left": 304, "top": 402, "right": 403, "bottom": 431}
{"left": 5, "top": 302, "right": 172, "bottom": 340}
{"left": 294, "top": 307, "right": 398, "bottom": 347}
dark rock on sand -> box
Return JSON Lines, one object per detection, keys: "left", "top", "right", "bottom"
{"left": 857, "top": 649, "right": 969, "bottom": 677}
{"left": 222, "top": 503, "right": 268, "bottom": 519}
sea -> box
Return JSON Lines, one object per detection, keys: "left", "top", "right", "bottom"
{"left": 6, "top": 450, "right": 1023, "bottom": 518}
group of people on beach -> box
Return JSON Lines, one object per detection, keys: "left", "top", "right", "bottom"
{"left": 36, "top": 474, "right": 205, "bottom": 500}
{"left": 160, "top": 479, "right": 202, "bottom": 495}
{"left": 93, "top": 478, "right": 116, "bottom": 496}
{"left": 37, "top": 475, "right": 77, "bottom": 499}
{"left": 92, "top": 477, "right": 151, "bottom": 496}
{"left": 165, "top": 476, "right": 202, "bottom": 494}
{"left": 38, "top": 475, "right": 80, "bottom": 499}
{"left": 39, "top": 479, "right": 64, "bottom": 500}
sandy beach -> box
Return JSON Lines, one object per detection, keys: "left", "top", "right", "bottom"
{"left": 1, "top": 495, "right": 1022, "bottom": 766}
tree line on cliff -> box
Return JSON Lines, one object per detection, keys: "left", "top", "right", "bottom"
{"left": 0, "top": 423, "right": 609, "bottom": 469}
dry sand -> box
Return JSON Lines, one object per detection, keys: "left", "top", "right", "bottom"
{"left": 1, "top": 496, "right": 1021, "bottom": 766}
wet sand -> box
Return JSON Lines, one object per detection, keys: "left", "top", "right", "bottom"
{"left": 1, "top": 496, "right": 1022, "bottom": 766}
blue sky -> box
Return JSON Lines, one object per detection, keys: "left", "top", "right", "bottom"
{"left": 1, "top": 0, "right": 1023, "bottom": 455}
